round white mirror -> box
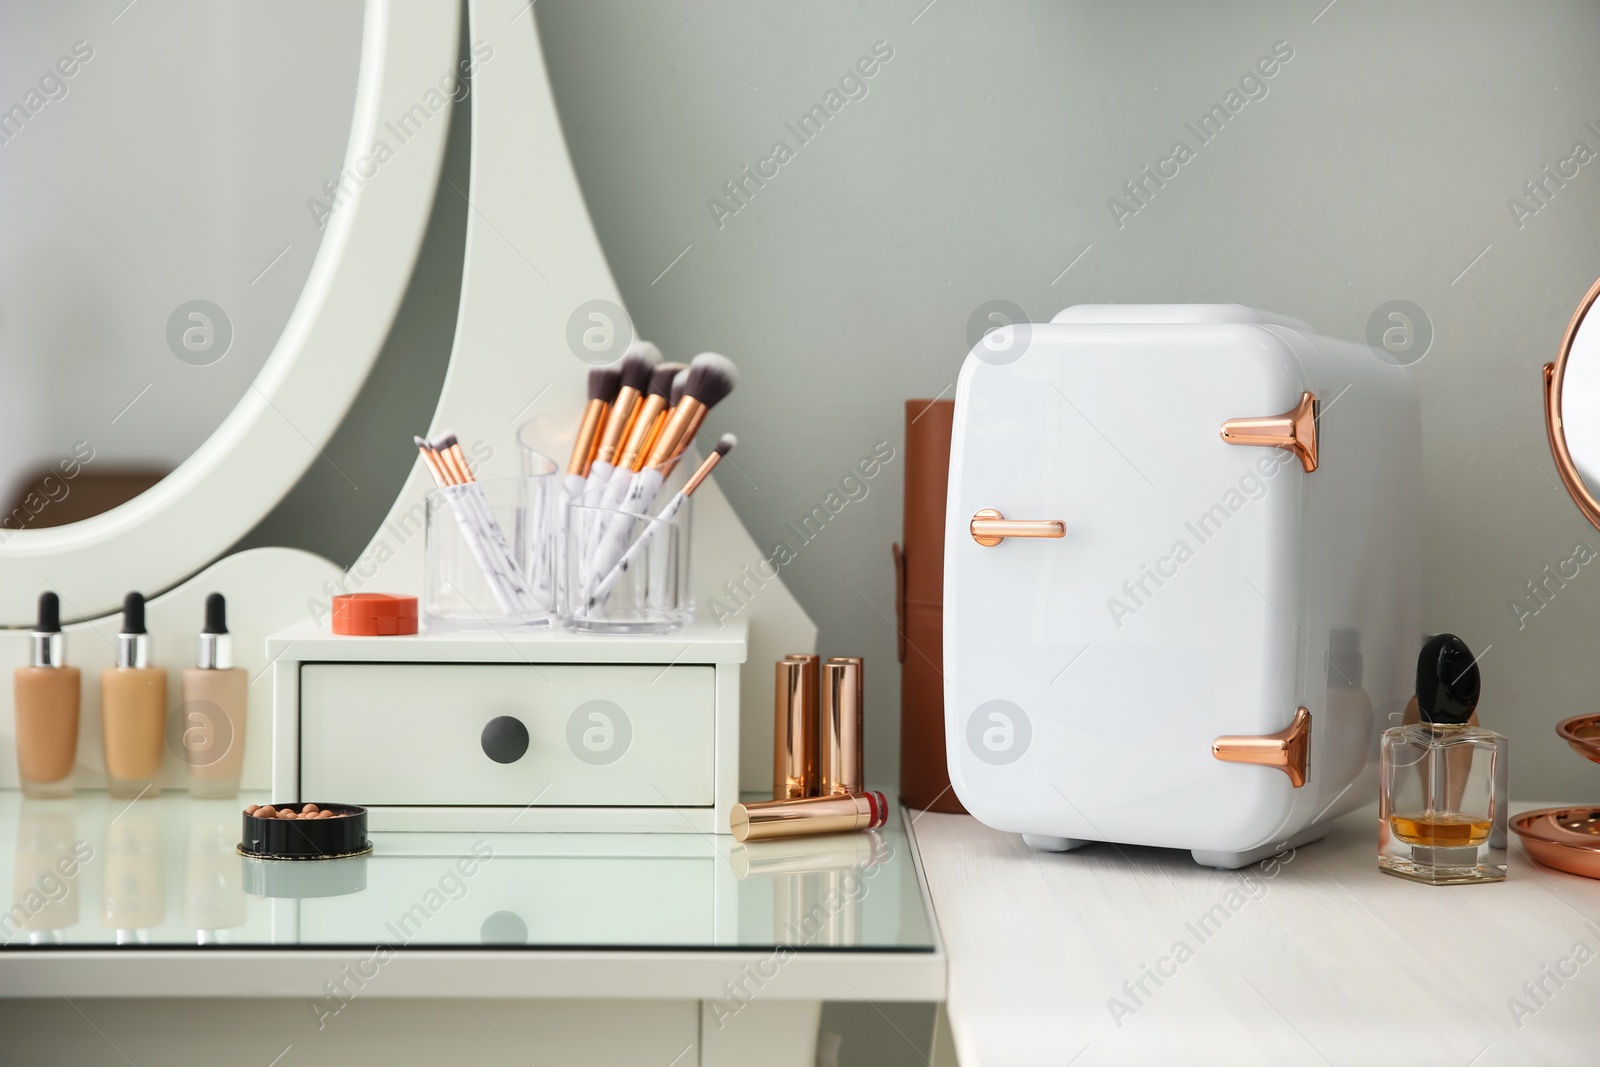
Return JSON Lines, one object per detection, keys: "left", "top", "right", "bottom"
{"left": 0, "top": 4, "right": 361, "bottom": 534}
{"left": 0, "top": 1, "right": 459, "bottom": 625}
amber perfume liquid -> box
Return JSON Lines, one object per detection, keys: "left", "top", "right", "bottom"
{"left": 1379, "top": 723, "right": 1507, "bottom": 885}
{"left": 1388, "top": 813, "right": 1492, "bottom": 848}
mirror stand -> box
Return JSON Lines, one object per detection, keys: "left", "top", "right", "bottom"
{"left": 1519, "top": 276, "right": 1600, "bottom": 878}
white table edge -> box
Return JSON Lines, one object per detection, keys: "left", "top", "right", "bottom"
{"left": 0, "top": 946, "right": 944, "bottom": 1001}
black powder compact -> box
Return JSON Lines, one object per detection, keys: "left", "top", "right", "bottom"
{"left": 238, "top": 802, "right": 372, "bottom": 861}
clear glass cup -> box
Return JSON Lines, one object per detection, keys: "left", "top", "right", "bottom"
{"left": 423, "top": 466, "right": 560, "bottom": 631}
{"left": 563, "top": 501, "right": 692, "bottom": 634}
{"left": 516, "top": 418, "right": 561, "bottom": 477}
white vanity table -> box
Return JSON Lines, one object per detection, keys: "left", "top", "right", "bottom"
{"left": 0, "top": 791, "right": 943, "bottom": 1065}
{"left": 908, "top": 801, "right": 1600, "bottom": 1067}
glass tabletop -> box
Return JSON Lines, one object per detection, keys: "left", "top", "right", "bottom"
{"left": 0, "top": 792, "right": 935, "bottom": 953}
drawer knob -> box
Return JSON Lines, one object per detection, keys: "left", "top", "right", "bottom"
{"left": 481, "top": 716, "right": 530, "bottom": 764}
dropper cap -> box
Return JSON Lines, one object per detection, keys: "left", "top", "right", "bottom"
{"left": 197, "top": 593, "right": 232, "bottom": 670}
{"left": 117, "top": 592, "right": 149, "bottom": 669}
{"left": 29, "top": 592, "right": 65, "bottom": 668}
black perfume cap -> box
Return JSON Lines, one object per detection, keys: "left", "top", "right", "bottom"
{"left": 121, "top": 592, "right": 146, "bottom": 634}
{"left": 35, "top": 592, "right": 61, "bottom": 634}
{"left": 202, "top": 593, "right": 228, "bottom": 635}
{"left": 1416, "top": 633, "right": 1480, "bottom": 725}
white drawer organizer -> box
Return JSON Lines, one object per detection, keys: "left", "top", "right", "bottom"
{"left": 268, "top": 618, "right": 746, "bottom": 833}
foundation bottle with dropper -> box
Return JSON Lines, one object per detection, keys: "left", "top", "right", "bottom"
{"left": 184, "top": 593, "right": 248, "bottom": 798}
{"left": 101, "top": 592, "right": 167, "bottom": 799}
{"left": 13, "top": 592, "right": 80, "bottom": 799}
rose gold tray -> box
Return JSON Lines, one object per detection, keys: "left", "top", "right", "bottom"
{"left": 1513, "top": 806, "right": 1600, "bottom": 879}
{"left": 1510, "top": 716, "right": 1600, "bottom": 878}
{"left": 1557, "top": 714, "right": 1600, "bottom": 764}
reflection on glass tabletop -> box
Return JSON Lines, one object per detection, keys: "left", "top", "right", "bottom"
{"left": 0, "top": 793, "right": 934, "bottom": 953}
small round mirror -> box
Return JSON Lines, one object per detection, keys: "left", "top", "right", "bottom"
{"left": 1545, "top": 279, "right": 1600, "bottom": 527}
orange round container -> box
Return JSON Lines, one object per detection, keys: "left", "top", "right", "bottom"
{"left": 331, "top": 593, "right": 418, "bottom": 636}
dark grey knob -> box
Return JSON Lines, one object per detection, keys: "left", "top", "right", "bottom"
{"left": 481, "top": 716, "right": 529, "bottom": 764}
{"left": 480, "top": 910, "right": 528, "bottom": 945}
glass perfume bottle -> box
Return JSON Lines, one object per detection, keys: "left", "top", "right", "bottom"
{"left": 1379, "top": 633, "right": 1508, "bottom": 885}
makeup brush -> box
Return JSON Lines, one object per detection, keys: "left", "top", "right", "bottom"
{"left": 566, "top": 365, "right": 622, "bottom": 484}
{"left": 417, "top": 435, "right": 513, "bottom": 612}
{"left": 435, "top": 429, "right": 534, "bottom": 599}
{"left": 550, "top": 365, "right": 624, "bottom": 601}
{"left": 415, "top": 434, "right": 536, "bottom": 615}
{"left": 414, "top": 435, "right": 452, "bottom": 487}
{"left": 589, "top": 434, "right": 736, "bottom": 607}
{"left": 649, "top": 367, "right": 692, "bottom": 462}
{"left": 586, "top": 352, "right": 737, "bottom": 587}
{"left": 574, "top": 343, "right": 661, "bottom": 591}
{"left": 647, "top": 353, "right": 737, "bottom": 470}
{"left": 583, "top": 342, "right": 661, "bottom": 501}
{"left": 598, "top": 361, "right": 685, "bottom": 513}
{"left": 430, "top": 432, "right": 474, "bottom": 483}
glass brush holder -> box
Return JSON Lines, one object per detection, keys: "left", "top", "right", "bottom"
{"left": 563, "top": 498, "right": 692, "bottom": 634}
{"left": 423, "top": 467, "right": 560, "bottom": 631}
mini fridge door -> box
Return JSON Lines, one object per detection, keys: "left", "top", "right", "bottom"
{"left": 944, "top": 320, "right": 1318, "bottom": 854}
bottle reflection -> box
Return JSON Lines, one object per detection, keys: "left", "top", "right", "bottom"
{"left": 100, "top": 800, "right": 165, "bottom": 944}
{"left": 8, "top": 802, "right": 90, "bottom": 945}
{"left": 733, "top": 831, "right": 889, "bottom": 948}
{"left": 183, "top": 801, "right": 245, "bottom": 942}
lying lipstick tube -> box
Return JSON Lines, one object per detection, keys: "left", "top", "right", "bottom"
{"left": 731, "top": 791, "right": 888, "bottom": 842}
{"left": 820, "top": 657, "right": 864, "bottom": 797}
{"left": 774, "top": 655, "right": 820, "bottom": 800}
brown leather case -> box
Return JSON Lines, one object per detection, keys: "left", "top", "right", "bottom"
{"left": 895, "top": 399, "right": 967, "bottom": 813}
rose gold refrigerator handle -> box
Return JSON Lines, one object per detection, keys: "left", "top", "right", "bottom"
{"left": 1220, "top": 391, "right": 1319, "bottom": 473}
{"left": 1212, "top": 707, "right": 1311, "bottom": 788}
{"left": 969, "top": 509, "right": 1065, "bottom": 548}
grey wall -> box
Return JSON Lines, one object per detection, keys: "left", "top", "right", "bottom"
{"left": 536, "top": 0, "right": 1600, "bottom": 802}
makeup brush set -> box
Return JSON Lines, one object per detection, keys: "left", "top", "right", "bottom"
{"left": 415, "top": 433, "right": 541, "bottom": 617}
{"left": 416, "top": 342, "right": 739, "bottom": 632}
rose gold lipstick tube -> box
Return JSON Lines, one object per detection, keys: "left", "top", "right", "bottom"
{"left": 820, "top": 657, "right": 864, "bottom": 797}
{"left": 775, "top": 655, "right": 819, "bottom": 800}
{"left": 730, "top": 790, "right": 888, "bottom": 842}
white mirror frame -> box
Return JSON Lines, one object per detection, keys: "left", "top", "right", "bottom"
{"left": 0, "top": 1, "right": 458, "bottom": 626}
